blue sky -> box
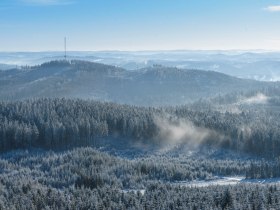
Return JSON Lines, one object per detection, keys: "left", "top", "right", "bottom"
{"left": 0, "top": 0, "right": 280, "bottom": 51}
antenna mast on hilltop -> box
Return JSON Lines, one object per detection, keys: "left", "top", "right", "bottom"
{"left": 64, "top": 37, "right": 67, "bottom": 60}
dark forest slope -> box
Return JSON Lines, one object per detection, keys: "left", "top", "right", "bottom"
{"left": 0, "top": 60, "right": 275, "bottom": 106}
{"left": 1, "top": 97, "right": 280, "bottom": 157}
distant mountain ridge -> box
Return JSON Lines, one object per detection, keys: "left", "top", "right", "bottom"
{"left": 2, "top": 51, "right": 280, "bottom": 81}
{"left": 0, "top": 60, "right": 276, "bottom": 106}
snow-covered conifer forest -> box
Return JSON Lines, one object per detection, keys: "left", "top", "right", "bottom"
{"left": 1, "top": 59, "right": 280, "bottom": 209}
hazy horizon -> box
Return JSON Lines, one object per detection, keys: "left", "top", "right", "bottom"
{"left": 1, "top": 49, "right": 280, "bottom": 53}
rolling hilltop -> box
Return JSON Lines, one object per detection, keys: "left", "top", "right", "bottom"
{"left": 0, "top": 60, "right": 274, "bottom": 106}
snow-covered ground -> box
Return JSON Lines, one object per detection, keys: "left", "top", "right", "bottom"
{"left": 120, "top": 177, "right": 280, "bottom": 194}
{"left": 174, "top": 176, "right": 280, "bottom": 188}
{"left": 121, "top": 189, "right": 146, "bottom": 195}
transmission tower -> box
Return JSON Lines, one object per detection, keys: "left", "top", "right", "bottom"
{"left": 64, "top": 37, "right": 67, "bottom": 60}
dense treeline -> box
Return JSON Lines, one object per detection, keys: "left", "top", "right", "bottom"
{"left": 0, "top": 98, "right": 158, "bottom": 151}
{"left": 3, "top": 182, "right": 280, "bottom": 210}
{"left": 246, "top": 159, "right": 280, "bottom": 179}
{"left": 0, "top": 148, "right": 249, "bottom": 189}
{"left": 171, "top": 106, "right": 280, "bottom": 157}
{"left": 0, "top": 147, "right": 278, "bottom": 209}
{"left": 1, "top": 97, "right": 280, "bottom": 157}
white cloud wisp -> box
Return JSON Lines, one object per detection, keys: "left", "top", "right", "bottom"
{"left": 264, "top": 5, "right": 280, "bottom": 12}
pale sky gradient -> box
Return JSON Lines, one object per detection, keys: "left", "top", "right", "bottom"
{"left": 0, "top": 0, "right": 280, "bottom": 51}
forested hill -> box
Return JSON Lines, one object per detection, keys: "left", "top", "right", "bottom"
{"left": 0, "top": 60, "right": 274, "bottom": 106}
{"left": 1, "top": 98, "right": 280, "bottom": 157}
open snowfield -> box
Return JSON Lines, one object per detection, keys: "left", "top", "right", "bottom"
{"left": 174, "top": 176, "right": 280, "bottom": 188}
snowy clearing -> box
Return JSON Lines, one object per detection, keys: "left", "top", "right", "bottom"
{"left": 174, "top": 176, "right": 280, "bottom": 188}
{"left": 121, "top": 189, "right": 146, "bottom": 195}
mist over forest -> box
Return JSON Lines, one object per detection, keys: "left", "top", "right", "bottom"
{"left": 3, "top": 0, "right": 280, "bottom": 206}
{"left": 1, "top": 55, "right": 280, "bottom": 209}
